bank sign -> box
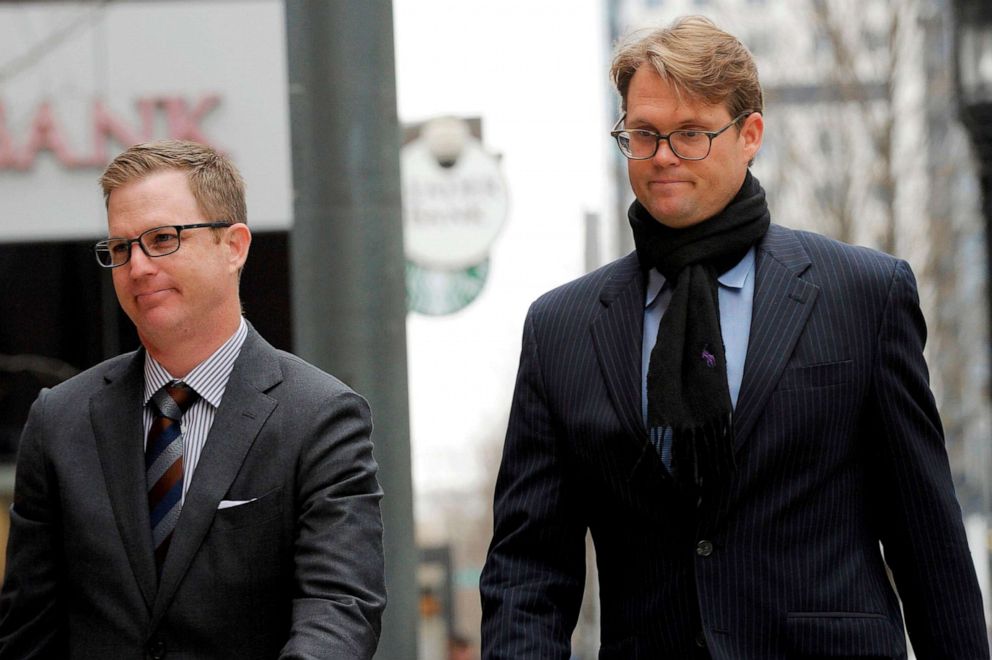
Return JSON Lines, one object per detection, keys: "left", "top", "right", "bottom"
{"left": 0, "top": 1, "right": 292, "bottom": 242}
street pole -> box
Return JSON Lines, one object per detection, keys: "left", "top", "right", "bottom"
{"left": 954, "top": 0, "right": 992, "bottom": 620}
{"left": 284, "top": 2, "right": 417, "bottom": 658}
{"left": 954, "top": 0, "right": 992, "bottom": 416}
{"left": 967, "top": 110, "right": 992, "bottom": 371}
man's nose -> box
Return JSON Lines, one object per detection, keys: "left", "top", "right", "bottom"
{"left": 126, "top": 242, "right": 155, "bottom": 275}
{"left": 652, "top": 138, "right": 680, "bottom": 166}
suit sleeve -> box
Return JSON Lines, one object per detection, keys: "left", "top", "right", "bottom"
{"left": 480, "top": 309, "right": 588, "bottom": 660}
{"left": 280, "top": 390, "right": 386, "bottom": 660}
{"left": 866, "top": 260, "right": 989, "bottom": 658}
{"left": 0, "top": 389, "right": 69, "bottom": 659}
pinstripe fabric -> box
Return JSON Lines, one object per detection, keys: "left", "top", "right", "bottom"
{"left": 480, "top": 224, "right": 988, "bottom": 659}
{"left": 142, "top": 317, "right": 247, "bottom": 501}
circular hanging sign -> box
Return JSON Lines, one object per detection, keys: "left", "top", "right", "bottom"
{"left": 401, "top": 128, "right": 508, "bottom": 270}
{"left": 406, "top": 259, "right": 489, "bottom": 316}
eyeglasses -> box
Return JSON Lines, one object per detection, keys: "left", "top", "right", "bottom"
{"left": 610, "top": 112, "right": 753, "bottom": 161}
{"left": 94, "top": 222, "right": 231, "bottom": 268}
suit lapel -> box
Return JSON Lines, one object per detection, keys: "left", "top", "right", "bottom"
{"left": 90, "top": 351, "right": 158, "bottom": 610}
{"left": 150, "top": 328, "right": 281, "bottom": 626}
{"left": 733, "top": 225, "right": 818, "bottom": 450}
{"left": 590, "top": 253, "right": 650, "bottom": 450}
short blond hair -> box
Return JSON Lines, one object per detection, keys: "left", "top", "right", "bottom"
{"left": 100, "top": 140, "right": 247, "bottom": 226}
{"left": 610, "top": 16, "right": 763, "bottom": 120}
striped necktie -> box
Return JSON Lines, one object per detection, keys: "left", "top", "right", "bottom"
{"left": 146, "top": 382, "right": 199, "bottom": 575}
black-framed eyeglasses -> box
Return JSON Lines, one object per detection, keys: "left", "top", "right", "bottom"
{"left": 610, "top": 112, "right": 753, "bottom": 161}
{"left": 93, "top": 222, "right": 231, "bottom": 268}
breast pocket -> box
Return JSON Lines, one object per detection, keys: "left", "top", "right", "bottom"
{"left": 598, "top": 637, "right": 639, "bottom": 660}
{"left": 211, "top": 486, "right": 283, "bottom": 531}
{"left": 776, "top": 359, "right": 853, "bottom": 391}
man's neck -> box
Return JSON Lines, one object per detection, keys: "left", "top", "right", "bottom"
{"left": 141, "top": 315, "right": 243, "bottom": 378}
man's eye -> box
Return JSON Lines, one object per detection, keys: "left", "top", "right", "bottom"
{"left": 151, "top": 232, "right": 177, "bottom": 245}
{"left": 680, "top": 130, "right": 703, "bottom": 139}
{"left": 110, "top": 242, "right": 129, "bottom": 254}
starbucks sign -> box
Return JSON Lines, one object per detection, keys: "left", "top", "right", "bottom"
{"left": 401, "top": 117, "right": 508, "bottom": 315}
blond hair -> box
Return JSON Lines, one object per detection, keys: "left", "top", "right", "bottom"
{"left": 610, "top": 16, "right": 763, "bottom": 120}
{"left": 100, "top": 140, "right": 247, "bottom": 226}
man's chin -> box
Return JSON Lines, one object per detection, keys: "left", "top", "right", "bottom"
{"left": 133, "top": 312, "right": 183, "bottom": 346}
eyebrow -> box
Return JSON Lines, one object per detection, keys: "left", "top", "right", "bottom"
{"left": 627, "top": 119, "right": 711, "bottom": 132}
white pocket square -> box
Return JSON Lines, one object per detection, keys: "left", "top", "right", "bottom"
{"left": 218, "top": 498, "right": 258, "bottom": 509}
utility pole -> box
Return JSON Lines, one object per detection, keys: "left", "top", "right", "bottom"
{"left": 955, "top": 0, "right": 992, "bottom": 470}
{"left": 284, "top": 2, "right": 417, "bottom": 658}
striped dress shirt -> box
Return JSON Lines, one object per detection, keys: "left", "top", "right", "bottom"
{"left": 142, "top": 317, "right": 248, "bottom": 502}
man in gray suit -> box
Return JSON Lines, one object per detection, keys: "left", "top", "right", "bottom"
{"left": 0, "top": 140, "right": 385, "bottom": 658}
{"left": 481, "top": 16, "right": 987, "bottom": 659}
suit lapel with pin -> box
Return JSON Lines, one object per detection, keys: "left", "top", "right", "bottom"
{"left": 588, "top": 224, "right": 820, "bottom": 484}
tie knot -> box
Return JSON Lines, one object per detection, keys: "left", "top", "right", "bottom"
{"left": 152, "top": 382, "right": 200, "bottom": 420}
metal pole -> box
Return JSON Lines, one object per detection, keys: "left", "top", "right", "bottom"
{"left": 284, "top": 3, "right": 417, "bottom": 659}
{"left": 584, "top": 211, "right": 601, "bottom": 273}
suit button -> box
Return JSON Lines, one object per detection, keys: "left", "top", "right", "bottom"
{"left": 147, "top": 639, "right": 166, "bottom": 659}
{"left": 696, "top": 540, "right": 714, "bottom": 557}
{"left": 695, "top": 630, "right": 707, "bottom": 647}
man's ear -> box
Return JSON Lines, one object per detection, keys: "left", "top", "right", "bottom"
{"left": 741, "top": 112, "right": 764, "bottom": 162}
{"left": 225, "top": 222, "right": 252, "bottom": 273}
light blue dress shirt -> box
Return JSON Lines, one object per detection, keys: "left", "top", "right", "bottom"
{"left": 640, "top": 247, "right": 755, "bottom": 467}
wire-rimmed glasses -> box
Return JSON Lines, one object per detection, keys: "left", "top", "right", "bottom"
{"left": 610, "top": 112, "right": 753, "bottom": 161}
{"left": 94, "top": 222, "right": 231, "bottom": 268}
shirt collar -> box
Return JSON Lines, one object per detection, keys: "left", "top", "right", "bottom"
{"left": 143, "top": 317, "right": 248, "bottom": 408}
{"left": 644, "top": 246, "right": 756, "bottom": 308}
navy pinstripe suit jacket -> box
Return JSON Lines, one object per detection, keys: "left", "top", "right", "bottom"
{"left": 481, "top": 223, "right": 988, "bottom": 659}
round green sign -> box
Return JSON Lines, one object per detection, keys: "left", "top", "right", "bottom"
{"left": 406, "top": 259, "right": 489, "bottom": 316}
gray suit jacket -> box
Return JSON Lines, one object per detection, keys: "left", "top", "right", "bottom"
{"left": 0, "top": 326, "right": 385, "bottom": 659}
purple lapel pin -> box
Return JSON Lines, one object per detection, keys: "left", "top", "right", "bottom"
{"left": 701, "top": 346, "right": 716, "bottom": 368}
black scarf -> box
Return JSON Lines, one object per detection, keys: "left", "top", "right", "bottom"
{"left": 629, "top": 171, "right": 770, "bottom": 488}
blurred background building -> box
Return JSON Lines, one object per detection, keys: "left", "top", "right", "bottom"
{"left": 0, "top": 1, "right": 989, "bottom": 658}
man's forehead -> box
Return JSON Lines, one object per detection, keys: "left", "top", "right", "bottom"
{"left": 625, "top": 67, "right": 729, "bottom": 121}
{"left": 625, "top": 98, "right": 730, "bottom": 127}
{"left": 106, "top": 170, "right": 201, "bottom": 233}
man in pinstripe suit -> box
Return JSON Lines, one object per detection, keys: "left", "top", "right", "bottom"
{"left": 0, "top": 141, "right": 385, "bottom": 658}
{"left": 481, "top": 16, "right": 988, "bottom": 659}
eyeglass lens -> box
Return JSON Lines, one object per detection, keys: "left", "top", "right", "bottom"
{"left": 619, "top": 130, "right": 711, "bottom": 159}
{"left": 95, "top": 227, "right": 182, "bottom": 267}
